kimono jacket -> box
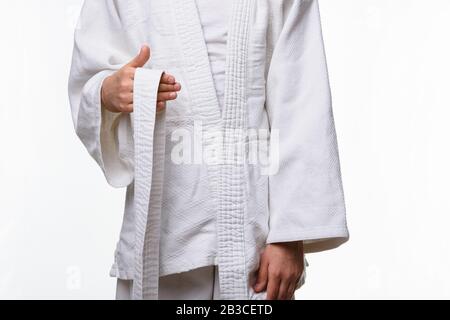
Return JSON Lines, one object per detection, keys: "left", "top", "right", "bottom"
{"left": 68, "top": 0, "right": 349, "bottom": 300}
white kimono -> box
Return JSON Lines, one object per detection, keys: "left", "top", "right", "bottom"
{"left": 68, "top": 0, "right": 349, "bottom": 300}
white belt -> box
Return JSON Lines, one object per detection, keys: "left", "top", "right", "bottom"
{"left": 132, "top": 68, "right": 165, "bottom": 300}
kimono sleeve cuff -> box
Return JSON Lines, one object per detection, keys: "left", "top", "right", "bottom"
{"left": 79, "top": 68, "right": 164, "bottom": 188}
{"left": 266, "top": 225, "right": 349, "bottom": 253}
{"left": 266, "top": 203, "right": 349, "bottom": 253}
{"left": 78, "top": 69, "right": 134, "bottom": 188}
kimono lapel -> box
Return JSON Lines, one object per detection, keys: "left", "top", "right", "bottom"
{"left": 172, "top": 0, "right": 223, "bottom": 123}
{"left": 218, "top": 0, "right": 253, "bottom": 300}
{"left": 171, "top": 0, "right": 254, "bottom": 300}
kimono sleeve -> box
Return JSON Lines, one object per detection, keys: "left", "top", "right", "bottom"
{"left": 68, "top": 0, "right": 158, "bottom": 188}
{"left": 265, "top": 0, "right": 349, "bottom": 253}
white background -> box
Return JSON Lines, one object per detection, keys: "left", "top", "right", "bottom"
{"left": 1, "top": 0, "right": 449, "bottom": 299}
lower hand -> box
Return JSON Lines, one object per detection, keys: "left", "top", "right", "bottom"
{"left": 253, "top": 241, "right": 304, "bottom": 300}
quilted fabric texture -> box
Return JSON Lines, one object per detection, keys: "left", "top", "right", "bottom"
{"left": 68, "top": 0, "right": 349, "bottom": 300}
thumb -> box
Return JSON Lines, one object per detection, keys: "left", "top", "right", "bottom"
{"left": 126, "top": 45, "right": 151, "bottom": 68}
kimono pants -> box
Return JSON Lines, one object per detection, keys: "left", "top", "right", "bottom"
{"left": 115, "top": 266, "right": 221, "bottom": 300}
{"left": 115, "top": 265, "right": 300, "bottom": 300}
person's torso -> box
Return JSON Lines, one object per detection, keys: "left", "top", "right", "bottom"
{"left": 159, "top": 0, "right": 232, "bottom": 276}
{"left": 113, "top": 0, "right": 283, "bottom": 283}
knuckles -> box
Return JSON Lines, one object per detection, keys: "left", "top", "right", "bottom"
{"left": 122, "top": 67, "right": 135, "bottom": 77}
{"left": 117, "top": 103, "right": 126, "bottom": 112}
{"left": 118, "top": 80, "right": 131, "bottom": 91}
{"left": 118, "top": 103, "right": 131, "bottom": 113}
{"left": 269, "top": 266, "right": 302, "bottom": 281}
{"left": 269, "top": 269, "right": 282, "bottom": 280}
{"left": 278, "top": 293, "right": 288, "bottom": 300}
{"left": 118, "top": 92, "right": 129, "bottom": 101}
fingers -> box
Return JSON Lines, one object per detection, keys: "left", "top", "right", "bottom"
{"left": 158, "top": 91, "right": 178, "bottom": 102}
{"left": 126, "top": 45, "right": 151, "bottom": 68}
{"left": 115, "top": 92, "right": 133, "bottom": 113}
{"left": 277, "top": 280, "right": 291, "bottom": 300}
{"left": 159, "top": 82, "right": 182, "bottom": 92}
{"left": 253, "top": 256, "right": 269, "bottom": 293}
{"left": 256, "top": 243, "right": 304, "bottom": 300}
{"left": 267, "top": 271, "right": 298, "bottom": 300}
{"left": 119, "top": 104, "right": 133, "bottom": 113}
{"left": 158, "top": 73, "right": 179, "bottom": 108}
{"left": 156, "top": 101, "right": 166, "bottom": 110}
{"left": 161, "top": 72, "right": 176, "bottom": 85}
{"left": 266, "top": 268, "right": 281, "bottom": 300}
{"left": 287, "top": 282, "right": 297, "bottom": 300}
{"left": 106, "top": 48, "right": 182, "bottom": 113}
{"left": 118, "top": 79, "right": 133, "bottom": 93}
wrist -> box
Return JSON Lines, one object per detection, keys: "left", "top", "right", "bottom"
{"left": 101, "top": 75, "right": 112, "bottom": 111}
{"left": 297, "top": 241, "right": 304, "bottom": 256}
{"left": 269, "top": 240, "right": 304, "bottom": 255}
